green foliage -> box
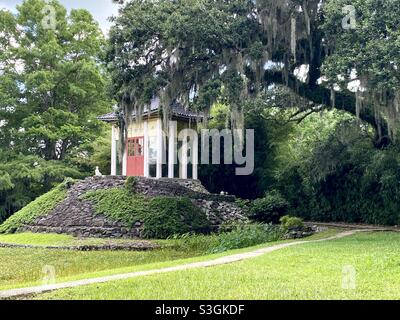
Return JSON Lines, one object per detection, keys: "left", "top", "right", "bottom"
{"left": 0, "top": 182, "right": 68, "bottom": 234}
{"left": 280, "top": 216, "right": 304, "bottom": 231}
{"left": 143, "top": 197, "right": 210, "bottom": 239}
{"left": 210, "top": 223, "right": 284, "bottom": 253}
{"left": 173, "top": 223, "right": 284, "bottom": 254}
{"left": 322, "top": 0, "right": 400, "bottom": 92}
{"left": 84, "top": 188, "right": 210, "bottom": 239}
{"left": 277, "top": 117, "right": 400, "bottom": 226}
{"left": 169, "top": 233, "right": 220, "bottom": 254}
{"left": 0, "top": 0, "right": 112, "bottom": 220}
{"left": 200, "top": 98, "right": 293, "bottom": 199}
{"left": 0, "top": 151, "right": 83, "bottom": 222}
{"left": 248, "top": 190, "right": 289, "bottom": 224}
{"left": 125, "top": 177, "right": 138, "bottom": 192}
{"left": 83, "top": 188, "right": 148, "bottom": 228}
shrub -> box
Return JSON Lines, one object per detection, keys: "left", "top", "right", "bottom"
{"left": 248, "top": 190, "right": 289, "bottom": 223}
{"left": 143, "top": 197, "right": 211, "bottom": 239}
{"left": 235, "top": 198, "right": 251, "bottom": 214}
{"left": 171, "top": 223, "right": 284, "bottom": 254}
{"left": 280, "top": 215, "right": 304, "bottom": 231}
{"left": 125, "top": 176, "right": 138, "bottom": 192}
{"left": 84, "top": 188, "right": 211, "bottom": 239}
{"left": 0, "top": 182, "right": 68, "bottom": 234}
{"left": 169, "top": 233, "right": 219, "bottom": 254}
{"left": 211, "top": 223, "right": 284, "bottom": 253}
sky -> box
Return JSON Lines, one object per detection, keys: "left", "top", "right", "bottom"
{"left": 0, "top": 0, "right": 120, "bottom": 34}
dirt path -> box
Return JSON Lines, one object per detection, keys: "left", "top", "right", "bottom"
{"left": 0, "top": 229, "right": 375, "bottom": 299}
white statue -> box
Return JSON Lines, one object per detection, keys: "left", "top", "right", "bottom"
{"left": 95, "top": 166, "right": 103, "bottom": 177}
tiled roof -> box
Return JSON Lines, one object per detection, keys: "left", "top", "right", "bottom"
{"left": 97, "top": 112, "right": 118, "bottom": 122}
{"left": 97, "top": 103, "right": 206, "bottom": 123}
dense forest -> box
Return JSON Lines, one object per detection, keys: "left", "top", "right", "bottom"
{"left": 1, "top": 0, "right": 400, "bottom": 225}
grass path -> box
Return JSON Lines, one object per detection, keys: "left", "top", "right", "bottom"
{"left": 0, "top": 229, "right": 365, "bottom": 299}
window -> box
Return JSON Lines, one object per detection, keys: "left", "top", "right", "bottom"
{"left": 128, "top": 137, "right": 144, "bottom": 157}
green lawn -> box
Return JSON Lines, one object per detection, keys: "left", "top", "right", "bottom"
{"left": 34, "top": 231, "right": 400, "bottom": 300}
{"left": 0, "top": 232, "right": 152, "bottom": 247}
{"left": 0, "top": 229, "right": 341, "bottom": 292}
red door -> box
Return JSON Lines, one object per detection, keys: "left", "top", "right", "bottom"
{"left": 127, "top": 137, "right": 144, "bottom": 176}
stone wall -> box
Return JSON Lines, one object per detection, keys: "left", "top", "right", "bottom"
{"left": 22, "top": 176, "right": 247, "bottom": 238}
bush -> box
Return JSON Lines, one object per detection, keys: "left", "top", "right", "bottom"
{"left": 171, "top": 223, "right": 285, "bottom": 254}
{"left": 211, "top": 223, "right": 284, "bottom": 253}
{"left": 280, "top": 215, "right": 304, "bottom": 231}
{"left": 169, "top": 233, "right": 219, "bottom": 254}
{"left": 84, "top": 188, "right": 211, "bottom": 239}
{"left": 125, "top": 176, "right": 138, "bottom": 192}
{"left": 248, "top": 190, "right": 289, "bottom": 223}
{"left": 235, "top": 198, "right": 251, "bottom": 215}
{"left": 142, "top": 197, "right": 211, "bottom": 239}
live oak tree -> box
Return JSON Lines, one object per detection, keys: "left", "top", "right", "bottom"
{"left": 107, "top": 0, "right": 400, "bottom": 147}
{"left": 0, "top": 0, "right": 110, "bottom": 219}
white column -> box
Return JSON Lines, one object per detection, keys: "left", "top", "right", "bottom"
{"left": 192, "top": 134, "right": 198, "bottom": 180}
{"left": 168, "top": 121, "right": 177, "bottom": 178}
{"left": 122, "top": 143, "right": 127, "bottom": 176}
{"left": 111, "top": 125, "right": 117, "bottom": 176}
{"left": 156, "top": 118, "right": 163, "bottom": 179}
{"left": 181, "top": 135, "right": 188, "bottom": 179}
{"left": 143, "top": 120, "right": 150, "bottom": 178}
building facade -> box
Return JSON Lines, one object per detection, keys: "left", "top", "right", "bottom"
{"left": 98, "top": 104, "right": 203, "bottom": 179}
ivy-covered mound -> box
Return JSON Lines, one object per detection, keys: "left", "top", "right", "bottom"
{"left": 0, "top": 177, "right": 246, "bottom": 239}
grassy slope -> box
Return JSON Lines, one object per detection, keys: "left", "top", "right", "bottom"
{"left": 0, "top": 229, "right": 342, "bottom": 291}
{"left": 35, "top": 232, "right": 400, "bottom": 300}
{"left": 0, "top": 184, "right": 67, "bottom": 234}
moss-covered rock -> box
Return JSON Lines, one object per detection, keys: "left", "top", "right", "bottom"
{"left": 143, "top": 197, "right": 210, "bottom": 239}
{"left": 83, "top": 188, "right": 211, "bottom": 239}
{"left": 1, "top": 177, "right": 244, "bottom": 239}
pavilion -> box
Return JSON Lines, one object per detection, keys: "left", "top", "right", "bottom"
{"left": 98, "top": 101, "right": 205, "bottom": 180}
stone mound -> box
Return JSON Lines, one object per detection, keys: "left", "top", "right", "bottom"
{"left": 22, "top": 177, "right": 247, "bottom": 238}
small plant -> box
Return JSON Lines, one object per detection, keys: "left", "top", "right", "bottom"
{"left": 125, "top": 176, "right": 138, "bottom": 192}
{"left": 219, "top": 220, "right": 249, "bottom": 233}
{"left": 248, "top": 190, "right": 289, "bottom": 223}
{"left": 235, "top": 198, "right": 251, "bottom": 214}
{"left": 280, "top": 215, "right": 304, "bottom": 231}
{"left": 61, "top": 177, "right": 75, "bottom": 189}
